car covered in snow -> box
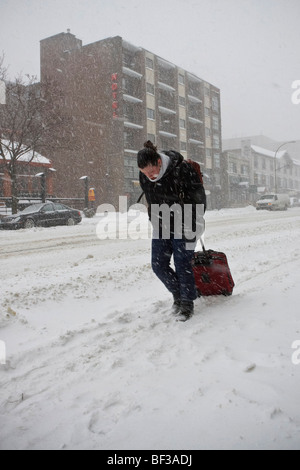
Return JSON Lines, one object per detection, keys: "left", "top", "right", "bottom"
{"left": 256, "top": 194, "right": 290, "bottom": 211}
{"left": 0, "top": 202, "right": 82, "bottom": 230}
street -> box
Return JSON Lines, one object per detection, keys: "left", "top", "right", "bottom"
{"left": 0, "top": 206, "right": 300, "bottom": 450}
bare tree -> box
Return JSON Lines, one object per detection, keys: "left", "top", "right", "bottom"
{"left": 0, "top": 55, "right": 75, "bottom": 213}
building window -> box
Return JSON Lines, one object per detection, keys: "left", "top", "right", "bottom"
{"left": 178, "top": 73, "right": 185, "bottom": 85}
{"left": 241, "top": 165, "right": 249, "bottom": 176}
{"left": 146, "top": 83, "right": 155, "bottom": 95}
{"left": 161, "top": 138, "right": 174, "bottom": 149}
{"left": 205, "top": 127, "right": 211, "bottom": 137}
{"left": 214, "top": 153, "right": 221, "bottom": 169}
{"left": 146, "top": 57, "right": 154, "bottom": 69}
{"left": 178, "top": 96, "right": 185, "bottom": 107}
{"left": 229, "top": 162, "right": 237, "bottom": 174}
{"left": 213, "top": 135, "right": 220, "bottom": 148}
{"left": 147, "top": 108, "right": 155, "bottom": 120}
{"left": 180, "top": 141, "right": 187, "bottom": 151}
{"left": 179, "top": 119, "right": 186, "bottom": 129}
{"left": 212, "top": 96, "right": 219, "bottom": 112}
{"left": 125, "top": 166, "right": 134, "bottom": 178}
{"left": 124, "top": 131, "right": 135, "bottom": 149}
{"left": 212, "top": 116, "right": 219, "bottom": 131}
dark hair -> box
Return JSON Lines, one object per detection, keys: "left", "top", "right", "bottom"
{"left": 137, "top": 141, "right": 160, "bottom": 169}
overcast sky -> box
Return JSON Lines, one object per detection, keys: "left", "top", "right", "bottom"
{"left": 0, "top": 0, "right": 299, "bottom": 142}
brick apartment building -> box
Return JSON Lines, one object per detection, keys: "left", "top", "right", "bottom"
{"left": 40, "top": 31, "right": 223, "bottom": 208}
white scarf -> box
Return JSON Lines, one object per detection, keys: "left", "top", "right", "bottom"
{"left": 146, "top": 153, "right": 170, "bottom": 182}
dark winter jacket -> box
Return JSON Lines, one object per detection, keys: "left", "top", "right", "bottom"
{"left": 139, "top": 150, "right": 206, "bottom": 240}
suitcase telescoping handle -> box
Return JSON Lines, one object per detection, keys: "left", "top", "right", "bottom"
{"left": 199, "top": 237, "right": 212, "bottom": 260}
{"left": 193, "top": 236, "right": 212, "bottom": 267}
{"left": 199, "top": 236, "right": 206, "bottom": 253}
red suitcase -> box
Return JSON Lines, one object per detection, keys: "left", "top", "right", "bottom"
{"left": 192, "top": 242, "right": 235, "bottom": 297}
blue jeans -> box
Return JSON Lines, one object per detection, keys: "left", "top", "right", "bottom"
{"left": 151, "top": 238, "right": 197, "bottom": 303}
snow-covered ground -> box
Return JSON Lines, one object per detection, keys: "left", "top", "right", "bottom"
{"left": 0, "top": 206, "right": 300, "bottom": 450}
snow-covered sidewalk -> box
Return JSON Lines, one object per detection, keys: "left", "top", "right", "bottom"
{"left": 0, "top": 207, "right": 300, "bottom": 450}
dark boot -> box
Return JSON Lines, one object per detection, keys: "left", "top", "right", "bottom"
{"left": 172, "top": 297, "right": 181, "bottom": 315}
{"left": 177, "top": 301, "right": 194, "bottom": 322}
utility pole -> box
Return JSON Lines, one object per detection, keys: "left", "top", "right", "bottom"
{"left": 274, "top": 141, "right": 296, "bottom": 193}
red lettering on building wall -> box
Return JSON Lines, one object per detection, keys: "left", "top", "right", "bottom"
{"left": 111, "top": 73, "right": 118, "bottom": 118}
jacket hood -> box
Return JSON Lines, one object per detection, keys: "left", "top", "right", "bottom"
{"left": 161, "top": 150, "right": 183, "bottom": 176}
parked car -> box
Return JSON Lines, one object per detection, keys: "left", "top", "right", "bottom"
{"left": 0, "top": 202, "right": 82, "bottom": 230}
{"left": 256, "top": 194, "right": 290, "bottom": 211}
{"left": 290, "top": 197, "right": 300, "bottom": 207}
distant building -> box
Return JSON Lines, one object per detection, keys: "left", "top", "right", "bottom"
{"left": 40, "top": 31, "right": 223, "bottom": 208}
{"left": 222, "top": 136, "right": 300, "bottom": 206}
{"left": 0, "top": 140, "right": 53, "bottom": 199}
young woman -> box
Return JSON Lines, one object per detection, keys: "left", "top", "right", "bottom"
{"left": 137, "top": 141, "right": 206, "bottom": 321}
